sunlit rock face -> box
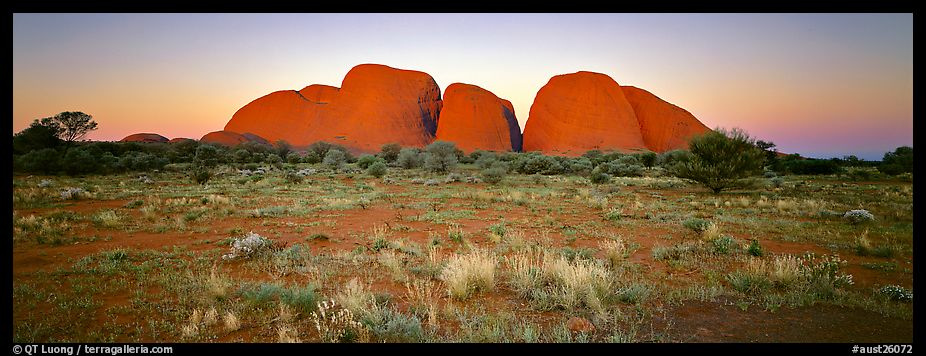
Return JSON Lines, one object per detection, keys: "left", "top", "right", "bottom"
{"left": 621, "top": 86, "right": 710, "bottom": 153}
{"left": 435, "top": 83, "right": 522, "bottom": 152}
{"left": 224, "top": 64, "right": 442, "bottom": 152}
{"left": 522, "top": 71, "right": 646, "bottom": 156}
{"left": 522, "top": 71, "right": 711, "bottom": 156}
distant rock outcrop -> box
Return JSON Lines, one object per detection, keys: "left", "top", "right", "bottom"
{"left": 522, "top": 71, "right": 647, "bottom": 155}
{"left": 168, "top": 138, "right": 196, "bottom": 144}
{"left": 121, "top": 133, "right": 168, "bottom": 143}
{"left": 219, "top": 64, "right": 710, "bottom": 155}
{"left": 621, "top": 86, "right": 710, "bottom": 153}
{"left": 200, "top": 130, "right": 268, "bottom": 147}
{"left": 435, "top": 83, "right": 522, "bottom": 152}
{"left": 522, "top": 71, "right": 711, "bottom": 155}
{"left": 224, "top": 64, "right": 442, "bottom": 152}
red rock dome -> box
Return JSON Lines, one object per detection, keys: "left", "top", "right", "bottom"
{"left": 224, "top": 64, "right": 442, "bottom": 152}
{"left": 435, "top": 83, "right": 522, "bottom": 152}
{"left": 522, "top": 71, "right": 646, "bottom": 156}
{"left": 621, "top": 86, "right": 710, "bottom": 152}
{"left": 121, "top": 133, "right": 169, "bottom": 143}
{"left": 168, "top": 137, "right": 196, "bottom": 143}
{"left": 200, "top": 130, "right": 268, "bottom": 146}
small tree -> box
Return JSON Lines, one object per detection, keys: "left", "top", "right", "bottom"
{"left": 380, "top": 143, "right": 402, "bottom": 163}
{"left": 396, "top": 148, "right": 422, "bottom": 169}
{"left": 423, "top": 141, "right": 458, "bottom": 173}
{"left": 879, "top": 146, "right": 913, "bottom": 175}
{"left": 13, "top": 119, "right": 63, "bottom": 154}
{"left": 46, "top": 111, "right": 98, "bottom": 147}
{"left": 357, "top": 154, "right": 380, "bottom": 169}
{"left": 323, "top": 149, "right": 347, "bottom": 170}
{"left": 273, "top": 140, "right": 292, "bottom": 158}
{"left": 671, "top": 128, "right": 766, "bottom": 193}
{"left": 481, "top": 161, "right": 508, "bottom": 184}
{"left": 367, "top": 161, "right": 388, "bottom": 178}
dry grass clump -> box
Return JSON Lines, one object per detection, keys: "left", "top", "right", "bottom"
{"left": 769, "top": 255, "right": 802, "bottom": 287}
{"left": 277, "top": 324, "right": 300, "bottom": 343}
{"left": 378, "top": 250, "right": 407, "bottom": 282}
{"left": 440, "top": 248, "right": 496, "bottom": 300}
{"left": 92, "top": 210, "right": 121, "bottom": 228}
{"left": 203, "top": 307, "right": 218, "bottom": 326}
{"left": 335, "top": 278, "right": 374, "bottom": 315}
{"left": 702, "top": 222, "right": 721, "bottom": 241}
{"left": 599, "top": 237, "right": 627, "bottom": 267}
{"left": 223, "top": 311, "right": 241, "bottom": 332}
{"left": 405, "top": 279, "right": 440, "bottom": 328}
{"left": 311, "top": 299, "right": 370, "bottom": 343}
{"left": 506, "top": 250, "right": 613, "bottom": 311}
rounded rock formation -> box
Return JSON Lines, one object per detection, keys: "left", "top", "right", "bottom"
{"left": 224, "top": 64, "right": 443, "bottom": 152}
{"left": 168, "top": 137, "right": 196, "bottom": 143}
{"left": 522, "top": 71, "right": 646, "bottom": 156}
{"left": 200, "top": 130, "right": 268, "bottom": 147}
{"left": 621, "top": 86, "right": 710, "bottom": 152}
{"left": 121, "top": 133, "right": 169, "bottom": 143}
{"left": 435, "top": 83, "right": 522, "bottom": 152}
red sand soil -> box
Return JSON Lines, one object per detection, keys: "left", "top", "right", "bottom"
{"left": 12, "top": 181, "right": 912, "bottom": 342}
{"left": 651, "top": 299, "right": 912, "bottom": 343}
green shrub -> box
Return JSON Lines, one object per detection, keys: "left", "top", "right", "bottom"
{"left": 670, "top": 128, "right": 766, "bottom": 193}
{"left": 380, "top": 143, "right": 402, "bottom": 163}
{"left": 518, "top": 155, "right": 564, "bottom": 175}
{"left": 367, "top": 162, "right": 388, "bottom": 178}
{"left": 568, "top": 157, "right": 594, "bottom": 176}
{"left": 17, "top": 148, "right": 62, "bottom": 174}
{"left": 357, "top": 154, "right": 380, "bottom": 169}
{"left": 481, "top": 162, "right": 508, "bottom": 184}
{"left": 192, "top": 165, "right": 212, "bottom": 185}
{"left": 286, "top": 152, "right": 302, "bottom": 164}
{"left": 712, "top": 235, "right": 736, "bottom": 254}
{"left": 281, "top": 284, "right": 319, "bottom": 313}
{"left": 285, "top": 170, "right": 305, "bottom": 184}
{"left": 726, "top": 271, "right": 771, "bottom": 294}
{"left": 682, "top": 218, "right": 712, "bottom": 234}
{"left": 397, "top": 148, "right": 422, "bottom": 169}
{"left": 747, "top": 239, "right": 763, "bottom": 257}
{"left": 323, "top": 149, "right": 348, "bottom": 170}
{"left": 878, "top": 146, "right": 913, "bottom": 175}
{"left": 589, "top": 166, "right": 611, "bottom": 185}
{"left": 423, "top": 141, "right": 459, "bottom": 173}
{"left": 636, "top": 152, "right": 658, "bottom": 168}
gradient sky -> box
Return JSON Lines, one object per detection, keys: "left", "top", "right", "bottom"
{"left": 13, "top": 13, "right": 912, "bottom": 160}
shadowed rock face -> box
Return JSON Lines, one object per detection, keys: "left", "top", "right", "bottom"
{"left": 199, "top": 130, "right": 268, "bottom": 147}
{"left": 121, "top": 133, "right": 169, "bottom": 143}
{"left": 168, "top": 138, "right": 196, "bottom": 143}
{"left": 522, "top": 71, "right": 646, "bottom": 156}
{"left": 621, "top": 86, "right": 710, "bottom": 153}
{"left": 435, "top": 83, "right": 522, "bottom": 152}
{"left": 224, "top": 64, "right": 442, "bottom": 152}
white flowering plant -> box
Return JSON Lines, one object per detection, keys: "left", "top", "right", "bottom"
{"left": 222, "top": 231, "right": 272, "bottom": 260}
{"left": 843, "top": 209, "right": 875, "bottom": 224}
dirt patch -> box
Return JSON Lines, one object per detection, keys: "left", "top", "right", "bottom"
{"left": 652, "top": 300, "right": 913, "bottom": 343}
